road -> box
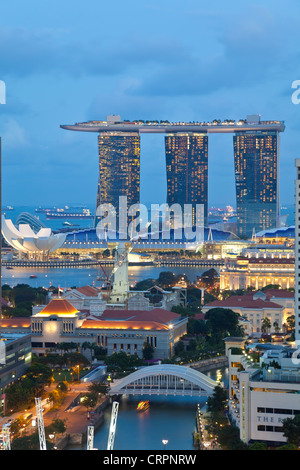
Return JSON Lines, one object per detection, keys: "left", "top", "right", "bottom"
{"left": 0, "top": 381, "right": 101, "bottom": 436}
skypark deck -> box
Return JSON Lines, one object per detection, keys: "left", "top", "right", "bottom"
{"left": 61, "top": 116, "right": 285, "bottom": 134}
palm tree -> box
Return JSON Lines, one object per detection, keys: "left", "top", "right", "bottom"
{"left": 273, "top": 321, "right": 280, "bottom": 334}
{"left": 261, "top": 317, "right": 271, "bottom": 334}
{"left": 82, "top": 341, "right": 94, "bottom": 362}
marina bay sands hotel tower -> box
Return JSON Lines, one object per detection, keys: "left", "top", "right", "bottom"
{"left": 61, "top": 115, "right": 285, "bottom": 238}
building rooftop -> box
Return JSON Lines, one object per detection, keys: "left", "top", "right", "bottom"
{"left": 61, "top": 116, "right": 285, "bottom": 134}
{"left": 35, "top": 298, "right": 79, "bottom": 316}
{"left": 73, "top": 285, "right": 102, "bottom": 297}
{"left": 1, "top": 318, "right": 31, "bottom": 328}
{"left": 1, "top": 332, "right": 31, "bottom": 342}
{"left": 205, "top": 295, "right": 283, "bottom": 310}
{"left": 101, "top": 308, "right": 181, "bottom": 324}
{"left": 80, "top": 319, "right": 170, "bottom": 331}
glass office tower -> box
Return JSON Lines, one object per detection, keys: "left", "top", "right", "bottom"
{"left": 165, "top": 133, "right": 208, "bottom": 227}
{"left": 233, "top": 131, "right": 279, "bottom": 238}
{"left": 95, "top": 132, "right": 140, "bottom": 233}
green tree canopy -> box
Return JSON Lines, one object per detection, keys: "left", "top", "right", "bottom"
{"left": 206, "top": 385, "right": 227, "bottom": 413}
{"left": 204, "top": 307, "right": 243, "bottom": 337}
{"left": 282, "top": 414, "right": 300, "bottom": 446}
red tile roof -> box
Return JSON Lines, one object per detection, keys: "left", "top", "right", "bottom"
{"left": 101, "top": 308, "right": 180, "bottom": 324}
{"left": 39, "top": 298, "right": 79, "bottom": 315}
{"left": 205, "top": 296, "right": 282, "bottom": 309}
{"left": 75, "top": 286, "right": 102, "bottom": 297}
{"left": 263, "top": 289, "right": 294, "bottom": 299}
{"left": 80, "top": 319, "right": 169, "bottom": 331}
{"left": 1, "top": 318, "right": 31, "bottom": 328}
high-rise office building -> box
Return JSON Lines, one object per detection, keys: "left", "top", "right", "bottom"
{"left": 95, "top": 132, "right": 140, "bottom": 232}
{"left": 233, "top": 131, "right": 279, "bottom": 238}
{"left": 165, "top": 133, "right": 208, "bottom": 227}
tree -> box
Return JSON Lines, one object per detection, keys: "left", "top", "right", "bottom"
{"left": 261, "top": 317, "right": 271, "bottom": 334}
{"left": 88, "top": 381, "right": 108, "bottom": 397}
{"left": 286, "top": 315, "right": 295, "bottom": 331}
{"left": 157, "top": 271, "right": 178, "bottom": 289}
{"left": 143, "top": 342, "right": 154, "bottom": 360}
{"left": 11, "top": 432, "right": 42, "bottom": 450}
{"left": 26, "top": 362, "right": 53, "bottom": 385}
{"left": 282, "top": 414, "right": 300, "bottom": 446}
{"left": 217, "top": 425, "right": 247, "bottom": 450}
{"left": 82, "top": 341, "right": 94, "bottom": 361}
{"left": 81, "top": 392, "right": 98, "bottom": 411}
{"left": 248, "top": 441, "right": 268, "bottom": 450}
{"left": 205, "top": 308, "right": 244, "bottom": 338}
{"left": 45, "top": 418, "right": 66, "bottom": 436}
{"left": 187, "top": 318, "right": 208, "bottom": 335}
{"left": 273, "top": 321, "right": 280, "bottom": 333}
{"left": 206, "top": 385, "right": 227, "bottom": 413}
{"left": 276, "top": 443, "right": 298, "bottom": 450}
{"left": 199, "top": 268, "right": 219, "bottom": 288}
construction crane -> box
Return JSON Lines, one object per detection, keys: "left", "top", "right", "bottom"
{"left": 1, "top": 424, "right": 11, "bottom": 450}
{"left": 35, "top": 397, "right": 47, "bottom": 450}
{"left": 87, "top": 425, "right": 97, "bottom": 450}
{"left": 107, "top": 401, "right": 119, "bottom": 450}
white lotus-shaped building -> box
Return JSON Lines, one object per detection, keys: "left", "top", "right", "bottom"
{"left": 2, "top": 216, "right": 66, "bottom": 259}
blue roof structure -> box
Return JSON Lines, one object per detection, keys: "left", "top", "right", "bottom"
{"left": 255, "top": 226, "right": 295, "bottom": 238}
{"left": 64, "top": 226, "right": 239, "bottom": 246}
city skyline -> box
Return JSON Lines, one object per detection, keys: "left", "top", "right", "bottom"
{"left": 0, "top": 0, "right": 300, "bottom": 209}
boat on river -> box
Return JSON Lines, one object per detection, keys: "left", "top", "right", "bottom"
{"left": 137, "top": 400, "right": 150, "bottom": 411}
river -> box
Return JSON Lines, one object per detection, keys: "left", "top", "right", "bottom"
{"left": 2, "top": 264, "right": 212, "bottom": 289}
{"left": 69, "top": 367, "right": 228, "bottom": 451}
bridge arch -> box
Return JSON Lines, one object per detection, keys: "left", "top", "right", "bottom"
{"left": 109, "top": 364, "right": 220, "bottom": 397}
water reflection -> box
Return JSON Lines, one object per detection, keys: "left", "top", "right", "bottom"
{"left": 2, "top": 265, "right": 212, "bottom": 289}
{"left": 74, "top": 367, "right": 229, "bottom": 451}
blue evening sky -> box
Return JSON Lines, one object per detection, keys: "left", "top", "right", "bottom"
{"left": 0, "top": 0, "right": 300, "bottom": 209}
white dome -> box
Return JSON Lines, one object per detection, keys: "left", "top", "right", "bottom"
{"left": 2, "top": 216, "right": 66, "bottom": 253}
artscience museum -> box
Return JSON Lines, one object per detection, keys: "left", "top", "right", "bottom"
{"left": 2, "top": 216, "right": 66, "bottom": 260}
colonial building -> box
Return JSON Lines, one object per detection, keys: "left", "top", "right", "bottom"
{"left": 220, "top": 256, "right": 295, "bottom": 291}
{"left": 203, "top": 289, "right": 294, "bottom": 335}
{"left": 29, "top": 298, "right": 188, "bottom": 360}
{"left": 61, "top": 285, "right": 106, "bottom": 316}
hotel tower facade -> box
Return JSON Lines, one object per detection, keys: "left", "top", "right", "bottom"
{"left": 61, "top": 115, "right": 284, "bottom": 238}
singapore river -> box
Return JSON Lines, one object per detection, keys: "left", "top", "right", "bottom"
{"left": 69, "top": 368, "right": 229, "bottom": 451}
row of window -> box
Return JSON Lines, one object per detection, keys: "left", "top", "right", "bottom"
{"left": 257, "top": 407, "right": 300, "bottom": 415}
{"left": 113, "top": 344, "right": 138, "bottom": 351}
{"left": 257, "top": 425, "right": 283, "bottom": 433}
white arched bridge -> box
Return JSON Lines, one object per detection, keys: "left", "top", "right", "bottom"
{"left": 108, "top": 364, "right": 221, "bottom": 397}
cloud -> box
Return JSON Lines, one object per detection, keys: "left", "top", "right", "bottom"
{"left": 1, "top": 118, "right": 29, "bottom": 149}
{"left": 0, "top": 25, "right": 188, "bottom": 80}
{"left": 125, "top": 5, "right": 300, "bottom": 98}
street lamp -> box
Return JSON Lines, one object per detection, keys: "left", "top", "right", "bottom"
{"left": 162, "top": 439, "right": 168, "bottom": 450}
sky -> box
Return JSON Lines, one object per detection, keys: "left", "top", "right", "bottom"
{"left": 1, "top": 0, "right": 300, "bottom": 210}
